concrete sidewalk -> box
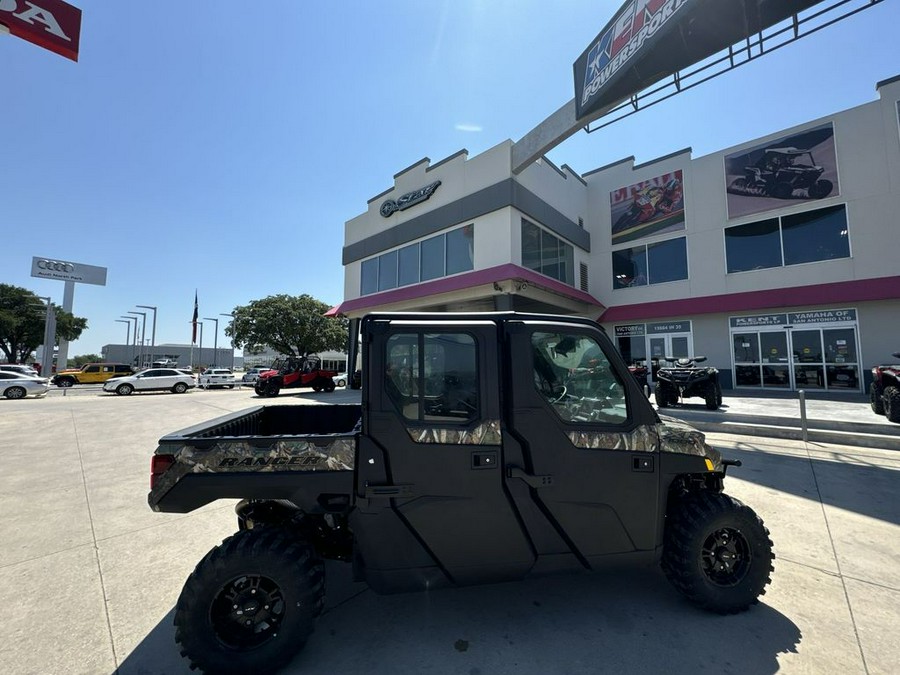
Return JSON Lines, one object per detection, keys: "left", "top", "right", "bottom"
{"left": 1, "top": 389, "right": 897, "bottom": 674}
{"left": 657, "top": 389, "right": 900, "bottom": 450}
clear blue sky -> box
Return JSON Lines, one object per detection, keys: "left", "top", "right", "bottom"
{"left": 2, "top": 0, "right": 898, "bottom": 357}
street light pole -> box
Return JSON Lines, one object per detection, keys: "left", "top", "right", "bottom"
{"left": 220, "top": 313, "right": 235, "bottom": 370}
{"left": 203, "top": 317, "right": 219, "bottom": 367}
{"left": 128, "top": 311, "right": 147, "bottom": 369}
{"left": 114, "top": 320, "right": 131, "bottom": 362}
{"left": 120, "top": 315, "right": 139, "bottom": 367}
{"left": 136, "top": 305, "right": 157, "bottom": 363}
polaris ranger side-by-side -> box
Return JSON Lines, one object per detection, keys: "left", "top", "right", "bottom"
{"left": 148, "top": 312, "right": 774, "bottom": 674}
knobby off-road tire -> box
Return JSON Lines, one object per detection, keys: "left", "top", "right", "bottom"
{"left": 662, "top": 492, "right": 774, "bottom": 614}
{"left": 884, "top": 387, "right": 900, "bottom": 423}
{"left": 705, "top": 382, "right": 722, "bottom": 410}
{"left": 655, "top": 383, "right": 669, "bottom": 408}
{"left": 870, "top": 383, "right": 885, "bottom": 416}
{"left": 175, "top": 528, "right": 325, "bottom": 675}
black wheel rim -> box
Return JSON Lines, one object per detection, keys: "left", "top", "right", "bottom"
{"left": 209, "top": 574, "right": 285, "bottom": 650}
{"left": 701, "top": 527, "right": 750, "bottom": 587}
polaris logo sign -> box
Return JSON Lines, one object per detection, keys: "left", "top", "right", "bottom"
{"left": 577, "top": 0, "right": 687, "bottom": 117}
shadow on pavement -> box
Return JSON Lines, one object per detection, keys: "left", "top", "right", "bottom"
{"left": 719, "top": 444, "right": 900, "bottom": 526}
{"left": 117, "top": 566, "right": 800, "bottom": 675}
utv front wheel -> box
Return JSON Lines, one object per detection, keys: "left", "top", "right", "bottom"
{"left": 705, "top": 383, "right": 721, "bottom": 410}
{"left": 654, "top": 384, "right": 668, "bottom": 408}
{"left": 662, "top": 492, "right": 773, "bottom": 614}
{"left": 808, "top": 179, "right": 833, "bottom": 199}
{"left": 175, "top": 528, "right": 324, "bottom": 675}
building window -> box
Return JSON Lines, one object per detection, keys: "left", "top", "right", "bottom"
{"left": 725, "top": 204, "right": 849, "bottom": 274}
{"left": 360, "top": 225, "right": 475, "bottom": 295}
{"left": 613, "top": 236, "right": 687, "bottom": 289}
{"left": 521, "top": 218, "right": 575, "bottom": 286}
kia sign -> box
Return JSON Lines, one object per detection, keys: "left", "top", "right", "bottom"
{"left": 574, "top": 0, "right": 829, "bottom": 122}
{"left": 31, "top": 256, "right": 106, "bottom": 285}
{"left": 0, "top": 0, "right": 81, "bottom": 62}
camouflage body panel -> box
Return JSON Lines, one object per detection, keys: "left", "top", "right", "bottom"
{"left": 150, "top": 435, "right": 356, "bottom": 500}
{"left": 567, "top": 416, "right": 722, "bottom": 469}
{"left": 567, "top": 423, "right": 656, "bottom": 452}
{"left": 407, "top": 419, "right": 502, "bottom": 445}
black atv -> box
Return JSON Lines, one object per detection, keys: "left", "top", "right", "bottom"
{"left": 655, "top": 356, "right": 723, "bottom": 411}
{"left": 870, "top": 352, "right": 900, "bottom": 423}
{"left": 727, "top": 146, "right": 833, "bottom": 200}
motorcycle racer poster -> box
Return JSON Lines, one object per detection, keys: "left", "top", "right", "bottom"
{"left": 610, "top": 170, "right": 685, "bottom": 245}
{"left": 724, "top": 123, "right": 840, "bottom": 220}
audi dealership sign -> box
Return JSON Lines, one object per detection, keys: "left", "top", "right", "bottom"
{"left": 31, "top": 256, "right": 106, "bottom": 285}
{"left": 0, "top": 0, "right": 81, "bottom": 62}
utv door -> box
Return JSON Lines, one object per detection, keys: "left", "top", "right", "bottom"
{"left": 504, "top": 320, "right": 661, "bottom": 567}
{"left": 355, "top": 319, "right": 534, "bottom": 589}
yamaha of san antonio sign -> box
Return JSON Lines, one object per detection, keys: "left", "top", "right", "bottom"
{"left": 380, "top": 181, "right": 441, "bottom": 218}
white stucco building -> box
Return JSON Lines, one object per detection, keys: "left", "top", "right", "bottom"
{"left": 330, "top": 74, "right": 900, "bottom": 393}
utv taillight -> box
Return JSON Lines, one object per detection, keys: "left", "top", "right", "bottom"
{"left": 150, "top": 454, "right": 176, "bottom": 489}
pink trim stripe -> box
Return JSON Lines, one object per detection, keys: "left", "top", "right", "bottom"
{"left": 327, "top": 263, "right": 603, "bottom": 316}
{"left": 599, "top": 276, "right": 900, "bottom": 323}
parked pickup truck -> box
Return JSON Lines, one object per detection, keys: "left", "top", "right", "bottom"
{"left": 149, "top": 312, "right": 773, "bottom": 675}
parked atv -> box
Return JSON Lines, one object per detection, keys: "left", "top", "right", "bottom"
{"left": 727, "top": 146, "right": 833, "bottom": 200}
{"left": 870, "top": 352, "right": 900, "bottom": 423}
{"left": 254, "top": 355, "right": 337, "bottom": 397}
{"left": 655, "top": 356, "right": 723, "bottom": 411}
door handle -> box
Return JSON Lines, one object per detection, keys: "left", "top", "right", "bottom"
{"left": 471, "top": 451, "right": 498, "bottom": 469}
{"left": 506, "top": 465, "right": 553, "bottom": 488}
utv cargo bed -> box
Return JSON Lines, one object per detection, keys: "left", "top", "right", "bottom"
{"left": 148, "top": 404, "right": 360, "bottom": 513}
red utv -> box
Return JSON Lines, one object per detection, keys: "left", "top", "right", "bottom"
{"left": 253, "top": 356, "right": 337, "bottom": 397}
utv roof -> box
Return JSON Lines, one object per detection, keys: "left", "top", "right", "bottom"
{"left": 764, "top": 147, "right": 809, "bottom": 155}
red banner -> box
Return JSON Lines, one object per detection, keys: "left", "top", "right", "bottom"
{"left": 0, "top": 0, "right": 82, "bottom": 62}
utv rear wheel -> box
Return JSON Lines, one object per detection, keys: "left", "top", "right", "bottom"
{"left": 870, "top": 383, "right": 885, "bottom": 415}
{"left": 884, "top": 387, "right": 900, "bottom": 423}
{"left": 705, "top": 383, "right": 721, "bottom": 411}
{"left": 662, "top": 492, "right": 773, "bottom": 614}
{"left": 174, "top": 528, "right": 324, "bottom": 675}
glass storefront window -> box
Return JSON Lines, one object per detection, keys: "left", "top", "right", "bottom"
{"left": 398, "top": 243, "right": 419, "bottom": 286}
{"left": 733, "top": 333, "right": 760, "bottom": 364}
{"left": 420, "top": 236, "right": 445, "bottom": 282}
{"left": 782, "top": 205, "right": 850, "bottom": 266}
{"left": 612, "top": 245, "right": 648, "bottom": 289}
{"left": 378, "top": 250, "right": 398, "bottom": 291}
{"left": 446, "top": 225, "right": 474, "bottom": 275}
{"left": 823, "top": 328, "right": 857, "bottom": 364}
{"left": 648, "top": 237, "right": 688, "bottom": 285}
{"left": 361, "top": 258, "right": 378, "bottom": 295}
{"left": 725, "top": 219, "right": 781, "bottom": 273}
{"left": 521, "top": 218, "right": 576, "bottom": 286}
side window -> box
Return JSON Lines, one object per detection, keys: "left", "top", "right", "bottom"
{"left": 386, "top": 332, "right": 479, "bottom": 423}
{"left": 531, "top": 331, "right": 628, "bottom": 425}
{"left": 103, "top": 366, "right": 114, "bottom": 373}
{"left": 85, "top": 365, "right": 101, "bottom": 373}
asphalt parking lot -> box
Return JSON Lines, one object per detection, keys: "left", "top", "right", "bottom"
{"left": 1, "top": 386, "right": 898, "bottom": 674}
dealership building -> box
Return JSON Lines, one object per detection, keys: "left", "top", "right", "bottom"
{"left": 329, "top": 74, "right": 900, "bottom": 393}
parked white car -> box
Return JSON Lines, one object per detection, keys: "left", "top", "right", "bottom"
{"left": 241, "top": 366, "right": 272, "bottom": 384}
{"left": 0, "top": 371, "right": 50, "bottom": 399}
{"left": 199, "top": 368, "right": 236, "bottom": 389}
{"left": 103, "top": 368, "right": 196, "bottom": 396}
{"left": 332, "top": 372, "right": 348, "bottom": 387}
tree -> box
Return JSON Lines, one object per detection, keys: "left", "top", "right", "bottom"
{"left": 0, "top": 284, "right": 88, "bottom": 364}
{"left": 225, "top": 294, "right": 347, "bottom": 358}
